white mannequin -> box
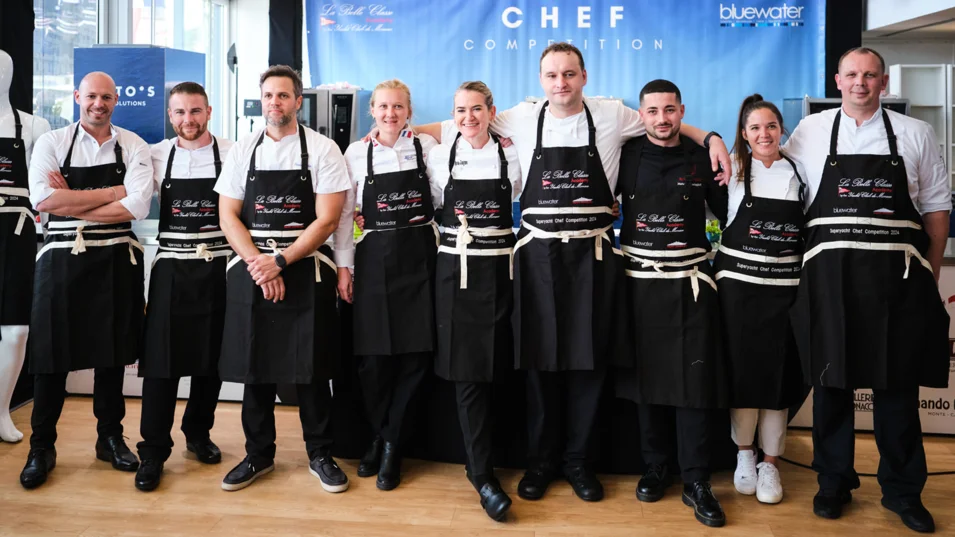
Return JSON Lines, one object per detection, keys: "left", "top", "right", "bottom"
{"left": 0, "top": 49, "right": 51, "bottom": 442}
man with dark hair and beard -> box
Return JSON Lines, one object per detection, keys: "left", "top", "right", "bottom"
{"left": 615, "top": 79, "right": 730, "bottom": 527}
{"left": 133, "top": 82, "right": 234, "bottom": 492}
{"left": 215, "top": 65, "right": 354, "bottom": 492}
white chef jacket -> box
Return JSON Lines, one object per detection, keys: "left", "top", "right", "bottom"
{"left": 214, "top": 124, "right": 354, "bottom": 267}
{"left": 427, "top": 134, "right": 522, "bottom": 208}
{"left": 29, "top": 122, "right": 154, "bottom": 220}
{"left": 783, "top": 106, "right": 951, "bottom": 214}
{"left": 344, "top": 130, "right": 439, "bottom": 213}
{"left": 443, "top": 98, "right": 646, "bottom": 194}
{"left": 150, "top": 136, "right": 235, "bottom": 188}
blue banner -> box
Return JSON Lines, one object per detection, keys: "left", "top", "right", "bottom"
{"left": 307, "top": 1, "right": 826, "bottom": 139}
{"left": 74, "top": 47, "right": 205, "bottom": 144}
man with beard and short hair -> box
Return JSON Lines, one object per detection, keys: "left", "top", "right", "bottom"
{"left": 20, "top": 71, "right": 154, "bottom": 489}
{"left": 215, "top": 65, "right": 354, "bottom": 492}
{"left": 614, "top": 79, "right": 729, "bottom": 527}
{"left": 133, "top": 82, "right": 235, "bottom": 492}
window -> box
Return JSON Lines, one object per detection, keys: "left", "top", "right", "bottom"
{"left": 33, "top": 0, "right": 99, "bottom": 130}
{"left": 132, "top": 0, "right": 231, "bottom": 139}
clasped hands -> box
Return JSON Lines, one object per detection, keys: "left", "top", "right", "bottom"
{"left": 246, "top": 253, "right": 285, "bottom": 303}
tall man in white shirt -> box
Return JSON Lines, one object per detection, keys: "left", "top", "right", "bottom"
{"left": 215, "top": 65, "right": 353, "bottom": 492}
{"left": 20, "top": 71, "right": 154, "bottom": 489}
{"left": 785, "top": 47, "right": 950, "bottom": 533}
{"left": 419, "top": 43, "right": 732, "bottom": 503}
{"left": 134, "top": 82, "right": 234, "bottom": 492}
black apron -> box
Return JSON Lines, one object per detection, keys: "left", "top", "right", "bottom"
{"left": 140, "top": 139, "right": 230, "bottom": 378}
{"left": 615, "top": 136, "right": 727, "bottom": 408}
{"left": 713, "top": 156, "right": 806, "bottom": 410}
{"left": 434, "top": 133, "right": 516, "bottom": 382}
{"left": 791, "top": 111, "right": 949, "bottom": 390}
{"left": 353, "top": 136, "right": 438, "bottom": 356}
{"left": 0, "top": 110, "right": 36, "bottom": 328}
{"left": 512, "top": 102, "right": 621, "bottom": 372}
{"left": 30, "top": 123, "right": 145, "bottom": 374}
{"left": 218, "top": 126, "right": 340, "bottom": 384}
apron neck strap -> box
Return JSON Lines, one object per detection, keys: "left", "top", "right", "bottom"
{"left": 448, "top": 131, "right": 463, "bottom": 175}
{"left": 829, "top": 110, "right": 842, "bottom": 157}
{"left": 626, "top": 136, "right": 647, "bottom": 199}
{"left": 412, "top": 136, "right": 425, "bottom": 177}
{"left": 534, "top": 101, "right": 597, "bottom": 158}
{"left": 781, "top": 153, "right": 806, "bottom": 204}
{"left": 63, "top": 122, "right": 82, "bottom": 169}
{"left": 881, "top": 110, "right": 899, "bottom": 160}
{"left": 367, "top": 133, "right": 424, "bottom": 180}
{"left": 492, "top": 132, "right": 508, "bottom": 186}
{"left": 12, "top": 109, "right": 21, "bottom": 142}
{"left": 297, "top": 124, "right": 309, "bottom": 179}
{"left": 247, "top": 131, "right": 266, "bottom": 179}
{"left": 165, "top": 143, "right": 177, "bottom": 182}
{"left": 212, "top": 136, "right": 222, "bottom": 178}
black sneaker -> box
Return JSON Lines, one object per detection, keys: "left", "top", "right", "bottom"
{"left": 221, "top": 457, "right": 274, "bottom": 491}
{"left": 309, "top": 455, "right": 349, "bottom": 493}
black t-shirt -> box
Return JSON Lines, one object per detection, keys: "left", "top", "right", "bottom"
{"left": 617, "top": 134, "right": 728, "bottom": 225}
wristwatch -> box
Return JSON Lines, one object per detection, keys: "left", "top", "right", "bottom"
{"left": 703, "top": 131, "right": 722, "bottom": 149}
{"left": 274, "top": 253, "right": 287, "bottom": 270}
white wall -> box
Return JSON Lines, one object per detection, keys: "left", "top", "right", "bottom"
{"left": 863, "top": 40, "right": 955, "bottom": 65}
{"left": 867, "top": 0, "right": 955, "bottom": 31}
{"left": 232, "top": 0, "right": 270, "bottom": 134}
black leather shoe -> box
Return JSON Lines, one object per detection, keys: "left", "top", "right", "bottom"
{"left": 479, "top": 481, "right": 512, "bottom": 521}
{"left": 135, "top": 459, "right": 164, "bottom": 492}
{"left": 221, "top": 457, "right": 274, "bottom": 491}
{"left": 517, "top": 463, "right": 557, "bottom": 501}
{"left": 95, "top": 436, "right": 140, "bottom": 472}
{"left": 565, "top": 464, "right": 604, "bottom": 502}
{"left": 20, "top": 448, "right": 56, "bottom": 490}
{"left": 682, "top": 481, "right": 726, "bottom": 528}
{"left": 813, "top": 490, "right": 852, "bottom": 520}
{"left": 358, "top": 436, "right": 383, "bottom": 478}
{"left": 636, "top": 463, "right": 670, "bottom": 502}
{"left": 882, "top": 498, "right": 936, "bottom": 533}
{"left": 185, "top": 439, "right": 222, "bottom": 464}
{"left": 376, "top": 441, "right": 401, "bottom": 491}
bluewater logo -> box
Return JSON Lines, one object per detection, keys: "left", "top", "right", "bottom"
{"left": 719, "top": 3, "right": 805, "bottom": 27}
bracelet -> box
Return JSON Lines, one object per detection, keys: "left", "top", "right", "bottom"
{"left": 703, "top": 131, "right": 722, "bottom": 149}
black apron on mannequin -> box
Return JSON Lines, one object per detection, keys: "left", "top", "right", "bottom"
{"left": 615, "top": 136, "right": 727, "bottom": 408}
{"left": 31, "top": 123, "right": 145, "bottom": 374}
{"left": 512, "top": 102, "right": 621, "bottom": 371}
{"left": 353, "top": 136, "right": 437, "bottom": 357}
{"left": 713, "top": 156, "right": 806, "bottom": 410}
{"left": 434, "top": 133, "right": 515, "bottom": 382}
{"left": 140, "top": 139, "right": 230, "bottom": 378}
{"left": 219, "top": 126, "right": 340, "bottom": 384}
{"left": 0, "top": 109, "right": 36, "bottom": 329}
{"left": 791, "top": 111, "right": 949, "bottom": 389}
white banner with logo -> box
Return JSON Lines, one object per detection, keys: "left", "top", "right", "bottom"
{"left": 790, "top": 265, "right": 955, "bottom": 434}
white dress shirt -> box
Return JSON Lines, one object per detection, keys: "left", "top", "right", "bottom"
{"left": 783, "top": 106, "right": 951, "bottom": 214}
{"left": 344, "top": 130, "right": 439, "bottom": 212}
{"left": 427, "top": 133, "right": 522, "bottom": 208}
{"left": 214, "top": 124, "right": 354, "bottom": 266}
{"left": 450, "top": 98, "right": 646, "bottom": 194}
{"left": 29, "top": 122, "right": 154, "bottom": 220}
{"left": 726, "top": 157, "right": 807, "bottom": 227}
{"left": 150, "top": 136, "right": 235, "bottom": 188}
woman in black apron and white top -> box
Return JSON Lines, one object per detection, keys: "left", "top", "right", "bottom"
{"left": 427, "top": 81, "right": 521, "bottom": 520}
{"left": 713, "top": 95, "right": 807, "bottom": 506}
{"left": 345, "top": 79, "right": 439, "bottom": 491}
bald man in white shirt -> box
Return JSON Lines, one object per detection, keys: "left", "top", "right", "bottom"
{"left": 20, "top": 71, "right": 153, "bottom": 489}
{"left": 785, "top": 47, "right": 950, "bottom": 533}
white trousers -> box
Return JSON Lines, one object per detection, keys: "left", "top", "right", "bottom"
{"left": 730, "top": 407, "right": 788, "bottom": 457}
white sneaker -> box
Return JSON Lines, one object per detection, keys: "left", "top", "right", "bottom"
{"left": 734, "top": 450, "right": 758, "bottom": 495}
{"left": 756, "top": 462, "right": 783, "bottom": 504}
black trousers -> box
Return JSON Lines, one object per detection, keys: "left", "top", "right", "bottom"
{"left": 455, "top": 381, "right": 495, "bottom": 489}
{"left": 242, "top": 381, "right": 333, "bottom": 466}
{"left": 526, "top": 368, "right": 606, "bottom": 468}
{"left": 136, "top": 375, "right": 222, "bottom": 462}
{"left": 638, "top": 404, "right": 712, "bottom": 483}
{"left": 30, "top": 367, "right": 126, "bottom": 450}
{"left": 812, "top": 385, "right": 926, "bottom": 504}
{"left": 357, "top": 353, "right": 430, "bottom": 445}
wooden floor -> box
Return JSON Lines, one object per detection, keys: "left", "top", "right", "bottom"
{"left": 1, "top": 399, "right": 954, "bottom": 536}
